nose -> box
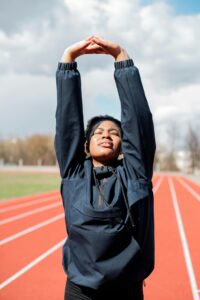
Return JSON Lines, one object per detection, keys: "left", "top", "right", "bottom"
{"left": 102, "top": 130, "right": 111, "bottom": 139}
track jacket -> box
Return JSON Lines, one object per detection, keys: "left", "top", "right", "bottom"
{"left": 55, "top": 58, "right": 156, "bottom": 289}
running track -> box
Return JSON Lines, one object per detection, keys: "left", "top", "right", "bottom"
{"left": 0, "top": 175, "right": 199, "bottom": 299}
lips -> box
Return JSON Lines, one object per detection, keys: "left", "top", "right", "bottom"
{"left": 99, "top": 141, "right": 113, "bottom": 148}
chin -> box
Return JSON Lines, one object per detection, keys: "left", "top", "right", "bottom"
{"left": 93, "top": 151, "right": 119, "bottom": 163}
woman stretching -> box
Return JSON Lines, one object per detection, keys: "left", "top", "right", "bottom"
{"left": 55, "top": 35, "right": 156, "bottom": 300}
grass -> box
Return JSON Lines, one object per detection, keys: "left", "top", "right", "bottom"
{"left": 0, "top": 172, "right": 61, "bottom": 199}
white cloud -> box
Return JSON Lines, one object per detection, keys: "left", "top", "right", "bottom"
{"left": 151, "top": 83, "right": 200, "bottom": 147}
{"left": 0, "top": 73, "right": 56, "bottom": 138}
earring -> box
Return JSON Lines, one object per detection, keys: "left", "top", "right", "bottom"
{"left": 84, "top": 142, "right": 90, "bottom": 157}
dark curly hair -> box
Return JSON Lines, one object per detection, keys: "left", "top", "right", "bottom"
{"left": 85, "top": 115, "right": 121, "bottom": 153}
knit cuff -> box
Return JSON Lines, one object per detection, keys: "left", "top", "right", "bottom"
{"left": 114, "top": 59, "right": 134, "bottom": 69}
{"left": 57, "top": 61, "right": 77, "bottom": 70}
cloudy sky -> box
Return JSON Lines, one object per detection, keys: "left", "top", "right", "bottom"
{"left": 0, "top": 0, "right": 200, "bottom": 148}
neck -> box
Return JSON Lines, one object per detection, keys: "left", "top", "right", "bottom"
{"left": 92, "top": 158, "right": 116, "bottom": 168}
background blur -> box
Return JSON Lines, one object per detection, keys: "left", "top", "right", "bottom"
{"left": 0, "top": 0, "right": 200, "bottom": 174}
{"left": 0, "top": 3, "right": 200, "bottom": 299}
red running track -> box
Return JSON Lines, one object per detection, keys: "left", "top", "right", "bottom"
{"left": 0, "top": 175, "right": 199, "bottom": 300}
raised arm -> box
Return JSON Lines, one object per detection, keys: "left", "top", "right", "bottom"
{"left": 55, "top": 37, "right": 108, "bottom": 178}
{"left": 91, "top": 36, "right": 156, "bottom": 180}
{"left": 114, "top": 60, "right": 156, "bottom": 180}
{"left": 55, "top": 61, "right": 85, "bottom": 179}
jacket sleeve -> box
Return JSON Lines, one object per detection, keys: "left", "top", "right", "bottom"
{"left": 55, "top": 61, "right": 85, "bottom": 178}
{"left": 114, "top": 59, "right": 156, "bottom": 181}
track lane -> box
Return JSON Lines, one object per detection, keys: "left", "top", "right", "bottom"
{"left": 0, "top": 245, "right": 66, "bottom": 300}
{"left": 0, "top": 191, "right": 60, "bottom": 207}
{"left": 0, "top": 196, "right": 62, "bottom": 220}
{"left": 0, "top": 213, "right": 64, "bottom": 246}
{"left": 173, "top": 177, "right": 200, "bottom": 294}
{"left": 169, "top": 177, "right": 199, "bottom": 300}
{"left": 180, "top": 176, "right": 200, "bottom": 194}
{"left": 0, "top": 206, "right": 64, "bottom": 239}
{"left": 0, "top": 195, "right": 61, "bottom": 214}
{"left": 0, "top": 218, "right": 66, "bottom": 281}
{"left": 178, "top": 177, "right": 200, "bottom": 201}
{"left": 145, "top": 176, "right": 193, "bottom": 300}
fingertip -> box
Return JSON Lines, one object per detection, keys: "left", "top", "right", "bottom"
{"left": 86, "top": 35, "right": 94, "bottom": 40}
{"left": 91, "top": 37, "right": 99, "bottom": 44}
{"left": 85, "top": 40, "right": 91, "bottom": 45}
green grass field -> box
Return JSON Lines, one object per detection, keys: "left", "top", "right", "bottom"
{"left": 0, "top": 172, "right": 61, "bottom": 199}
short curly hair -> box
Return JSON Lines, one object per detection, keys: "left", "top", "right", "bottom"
{"left": 85, "top": 115, "right": 121, "bottom": 153}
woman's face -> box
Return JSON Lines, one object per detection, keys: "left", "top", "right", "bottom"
{"left": 89, "top": 120, "right": 121, "bottom": 166}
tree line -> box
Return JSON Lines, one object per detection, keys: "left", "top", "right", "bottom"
{"left": 0, "top": 135, "right": 56, "bottom": 166}
{"left": 0, "top": 126, "right": 199, "bottom": 173}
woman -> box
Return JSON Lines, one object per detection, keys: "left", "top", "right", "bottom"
{"left": 55, "top": 35, "right": 156, "bottom": 300}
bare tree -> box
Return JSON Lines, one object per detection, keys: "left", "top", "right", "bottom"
{"left": 167, "top": 122, "right": 178, "bottom": 153}
{"left": 186, "top": 126, "right": 200, "bottom": 173}
{"left": 0, "top": 138, "right": 25, "bottom": 164}
{"left": 24, "top": 135, "right": 56, "bottom": 165}
{"left": 161, "top": 122, "right": 179, "bottom": 171}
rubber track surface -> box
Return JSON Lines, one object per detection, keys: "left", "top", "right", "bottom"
{"left": 0, "top": 175, "right": 199, "bottom": 300}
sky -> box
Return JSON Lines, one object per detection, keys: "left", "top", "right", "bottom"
{"left": 0, "top": 0, "right": 200, "bottom": 149}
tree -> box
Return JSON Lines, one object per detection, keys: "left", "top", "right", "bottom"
{"left": 0, "top": 135, "right": 57, "bottom": 166}
{"left": 186, "top": 126, "right": 200, "bottom": 173}
{"left": 154, "top": 122, "right": 179, "bottom": 171}
{"left": 24, "top": 135, "right": 56, "bottom": 165}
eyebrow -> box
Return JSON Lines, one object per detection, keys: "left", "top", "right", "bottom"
{"left": 95, "top": 127, "right": 120, "bottom": 132}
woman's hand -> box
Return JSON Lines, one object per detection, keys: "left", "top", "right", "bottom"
{"left": 60, "top": 35, "right": 129, "bottom": 62}
{"left": 60, "top": 35, "right": 106, "bottom": 63}
{"left": 89, "top": 35, "right": 129, "bottom": 61}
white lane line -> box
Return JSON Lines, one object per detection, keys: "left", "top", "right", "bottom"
{"left": 153, "top": 176, "right": 164, "bottom": 194}
{"left": 0, "top": 191, "right": 59, "bottom": 205}
{"left": 178, "top": 178, "right": 200, "bottom": 201}
{"left": 0, "top": 195, "right": 61, "bottom": 213}
{"left": 0, "top": 213, "right": 64, "bottom": 245}
{"left": 0, "top": 239, "right": 65, "bottom": 290}
{"left": 0, "top": 202, "right": 62, "bottom": 225}
{"left": 168, "top": 177, "right": 199, "bottom": 300}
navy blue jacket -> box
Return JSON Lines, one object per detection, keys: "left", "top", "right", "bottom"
{"left": 55, "top": 58, "right": 156, "bottom": 289}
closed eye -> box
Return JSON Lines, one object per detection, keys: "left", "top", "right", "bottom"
{"left": 93, "top": 129, "right": 120, "bottom": 136}
{"left": 93, "top": 130, "right": 103, "bottom": 135}
{"left": 110, "top": 130, "right": 120, "bottom": 136}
